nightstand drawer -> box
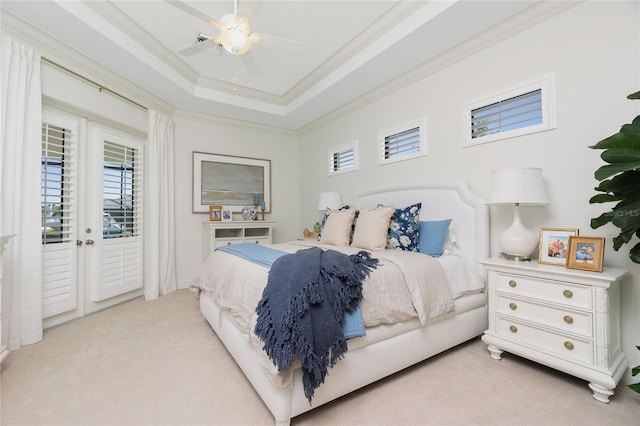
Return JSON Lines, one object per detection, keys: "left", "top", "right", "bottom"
{"left": 497, "top": 297, "right": 592, "bottom": 338}
{"left": 496, "top": 317, "right": 593, "bottom": 365}
{"left": 496, "top": 273, "right": 591, "bottom": 310}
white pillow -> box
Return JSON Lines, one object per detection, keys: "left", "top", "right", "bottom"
{"left": 351, "top": 206, "right": 395, "bottom": 251}
{"left": 319, "top": 209, "right": 356, "bottom": 246}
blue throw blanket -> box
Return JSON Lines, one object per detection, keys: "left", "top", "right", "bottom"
{"left": 253, "top": 247, "right": 378, "bottom": 402}
{"left": 217, "top": 243, "right": 366, "bottom": 339}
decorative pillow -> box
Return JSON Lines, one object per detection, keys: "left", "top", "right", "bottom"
{"left": 317, "top": 204, "right": 350, "bottom": 241}
{"left": 319, "top": 209, "right": 356, "bottom": 246}
{"left": 351, "top": 206, "right": 395, "bottom": 251}
{"left": 418, "top": 219, "right": 453, "bottom": 258}
{"left": 387, "top": 202, "right": 422, "bottom": 252}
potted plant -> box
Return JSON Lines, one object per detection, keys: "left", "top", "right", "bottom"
{"left": 589, "top": 90, "right": 640, "bottom": 394}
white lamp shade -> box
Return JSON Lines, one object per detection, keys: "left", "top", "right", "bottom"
{"left": 317, "top": 192, "right": 342, "bottom": 211}
{"left": 487, "top": 167, "right": 549, "bottom": 206}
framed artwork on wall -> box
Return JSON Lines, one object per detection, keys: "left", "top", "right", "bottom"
{"left": 538, "top": 228, "right": 579, "bottom": 266}
{"left": 193, "top": 152, "right": 271, "bottom": 214}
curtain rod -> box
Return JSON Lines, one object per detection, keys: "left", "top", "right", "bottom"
{"left": 41, "top": 57, "right": 148, "bottom": 112}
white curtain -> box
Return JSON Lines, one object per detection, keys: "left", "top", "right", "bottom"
{"left": 0, "top": 37, "right": 43, "bottom": 349}
{"left": 144, "top": 110, "right": 177, "bottom": 300}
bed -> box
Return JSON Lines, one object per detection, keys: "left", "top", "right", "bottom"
{"left": 194, "top": 181, "right": 489, "bottom": 425}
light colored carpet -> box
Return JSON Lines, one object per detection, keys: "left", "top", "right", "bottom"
{"left": 1, "top": 289, "right": 638, "bottom": 425}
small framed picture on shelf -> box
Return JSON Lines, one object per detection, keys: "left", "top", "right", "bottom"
{"left": 566, "top": 236, "right": 605, "bottom": 272}
{"left": 209, "top": 205, "right": 222, "bottom": 221}
{"left": 538, "top": 228, "right": 579, "bottom": 266}
{"left": 221, "top": 208, "right": 233, "bottom": 222}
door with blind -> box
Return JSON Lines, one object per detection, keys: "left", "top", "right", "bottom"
{"left": 41, "top": 111, "right": 144, "bottom": 320}
{"left": 86, "top": 127, "right": 144, "bottom": 302}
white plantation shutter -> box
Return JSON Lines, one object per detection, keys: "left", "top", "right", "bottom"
{"left": 464, "top": 74, "right": 556, "bottom": 146}
{"left": 328, "top": 142, "right": 358, "bottom": 175}
{"left": 378, "top": 119, "right": 426, "bottom": 165}
{"left": 94, "top": 135, "right": 144, "bottom": 301}
{"left": 470, "top": 89, "right": 542, "bottom": 139}
{"left": 41, "top": 114, "right": 78, "bottom": 317}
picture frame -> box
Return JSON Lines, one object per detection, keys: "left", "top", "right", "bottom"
{"left": 193, "top": 152, "right": 271, "bottom": 214}
{"left": 209, "top": 205, "right": 222, "bottom": 221}
{"left": 538, "top": 228, "right": 579, "bottom": 266}
{"left": 221, "top": 208, "right": 233, "bottom": 222}
{"left": 566, "top": 236, "right": 605, "bottom": 272}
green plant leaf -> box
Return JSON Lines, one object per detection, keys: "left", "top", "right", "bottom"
{"left": 630, "top": 383, "right": 640, "bottom": 393}
{"left": 595, "top": 162, "right": 640, "bottom": 181}
{"left": 628, "top": 91, "right": 640, "bottom": 99}
{"left": 591, "top": 132, "right": 640, "bottom": 150}
{"left": 612, "top": 201, "right": 640, "bottom": 227}
{"left": 590, "top": 212, "right": 613, "bottom": 229}
{"left": 630, "top": 242, "right": 640, "bottom": 264}
{"left": 589, "top": 194, "right": 621, "bottom": 204}
{"left": 601, "top": 148, "right": 640, "bottom": 164}
{"left": 604, "top": 170, "right": 640, "bottom": 197}
{"left": 620, "top": 118, "right": 640, "bottom": 136}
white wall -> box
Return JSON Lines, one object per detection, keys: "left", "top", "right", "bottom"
{"left": 297, "top": 1, "right": 640, "bottom": 380}
{"left": 172, "top": 113, "right": 300, "bottom": 287}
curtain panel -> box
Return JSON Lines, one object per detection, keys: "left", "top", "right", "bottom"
{"left": 0, "top": 37, "right": 43, "bottom": 349}
{"left": 144, "top": 110, "right": 177, "bottom": 300}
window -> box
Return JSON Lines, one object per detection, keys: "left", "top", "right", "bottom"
{"left": 328, "top": 141, "right": 358, "bottom": 175}
{"left": 378, "top": 119, "right": 426, "bottom": 165}
{"left": 464, "top": 74, "right": 556, "bottom": 147}
{"left": 41, "top": 121, "right": 77, "bottom": 245}
{"left": 103, "top": 141, "right": 141, "bottom": 239}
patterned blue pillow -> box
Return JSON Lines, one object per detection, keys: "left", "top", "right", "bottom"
{"left": 387, "top": 202, "right": 422, "bottom": 251}
{"left": 418, "top": 219, "right": 452, "bottom": 257}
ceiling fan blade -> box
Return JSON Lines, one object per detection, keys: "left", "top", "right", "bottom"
{"left": 178, "top": 37, "right": 220, "bottom": 57}
{"left": 163, "top": 0, "right": 223, "bottom": 30}
{"left": 256, "top": 33, "right": 305, "bottom": 48}
{"left": 241, "top": 51, "right": 261, "bottom": 78}
{"left": 237, "top": 0, "right": 263, "bottom": 21}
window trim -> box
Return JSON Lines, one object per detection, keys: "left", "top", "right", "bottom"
{"left": 378, "top": 118, "right": 427, "bottom": 166}
{"left": 463, "top": 73, "right": 557, "bottom": 147}
{"left": 328, "top": 141, "right": 359, "bottom": 176}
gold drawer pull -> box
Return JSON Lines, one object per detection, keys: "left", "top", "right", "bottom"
{"left": 563, "top": 289, "right": 573, "bottom": 299}
{"left": 509, "top": 303, "right": 517, "bottom": 311}
{"left": 508, "top": 280, "right": 517, "bottom": 288}
{"left": 563, "top": 315, "right": 574, "bottom": 324}
{"left": 509, "top": 325, "right": 518, "bottom": 333}
{"left": 564, "top": 341, "right": 574, "bottom": 350}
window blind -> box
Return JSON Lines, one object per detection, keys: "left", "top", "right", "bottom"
{"left": 471, "top": 89, "right": 542, "bottom": 139}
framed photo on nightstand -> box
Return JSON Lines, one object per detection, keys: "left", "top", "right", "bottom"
{"left": 538, "top": 228, "right": 579, "bottom": 266}
{"left": 566, "top": 236, "right": 605, "bottom": 272}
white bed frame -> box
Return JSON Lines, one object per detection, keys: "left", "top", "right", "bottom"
{"left": 199, "top": 181, "right": 489, "bottom": 425}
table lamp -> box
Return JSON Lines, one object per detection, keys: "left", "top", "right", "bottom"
{"left": 317, "top": 192, "right": 342, "bottom": 211}
{"left": 487, "top": 168, "right": 549, "bottom": 261}
{"left": 315, "top": 192, "right": 342, "bottom": 233}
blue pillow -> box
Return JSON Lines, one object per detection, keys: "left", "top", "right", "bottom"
{"left": 418, "top": 219, "right": 452, "bottom": 257}
{"left": 387, "top": 203, "right": 422, "bottom": 252}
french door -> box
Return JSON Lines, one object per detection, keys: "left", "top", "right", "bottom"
{"left": 41, "top": 110, "right": 144, "bottom": 321}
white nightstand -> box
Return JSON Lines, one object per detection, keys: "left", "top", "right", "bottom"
{"left": 480, "top": 257, "right": 629, "bottom": 403}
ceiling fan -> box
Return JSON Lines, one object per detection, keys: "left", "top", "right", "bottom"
{"left": 167, "top": 0, "right": 266, "bottom": 57}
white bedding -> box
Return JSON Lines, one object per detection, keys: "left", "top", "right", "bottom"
{"left": 193, "top": 241, "right": 484, "bottom": 381}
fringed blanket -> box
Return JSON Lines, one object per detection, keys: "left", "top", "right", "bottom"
{"left": 254, "top": 247, "right": 378, "bottom": 402}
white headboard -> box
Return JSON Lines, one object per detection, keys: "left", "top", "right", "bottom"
{"left": 353, "top": 181, "right": 489, "bottom": 275}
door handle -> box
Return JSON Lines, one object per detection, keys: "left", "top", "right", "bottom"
{"left": 77, "top": 240, "right": 83, "bottom": 246}
{"left": 86, "top": 239, "right": 95, "bottom": 245}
